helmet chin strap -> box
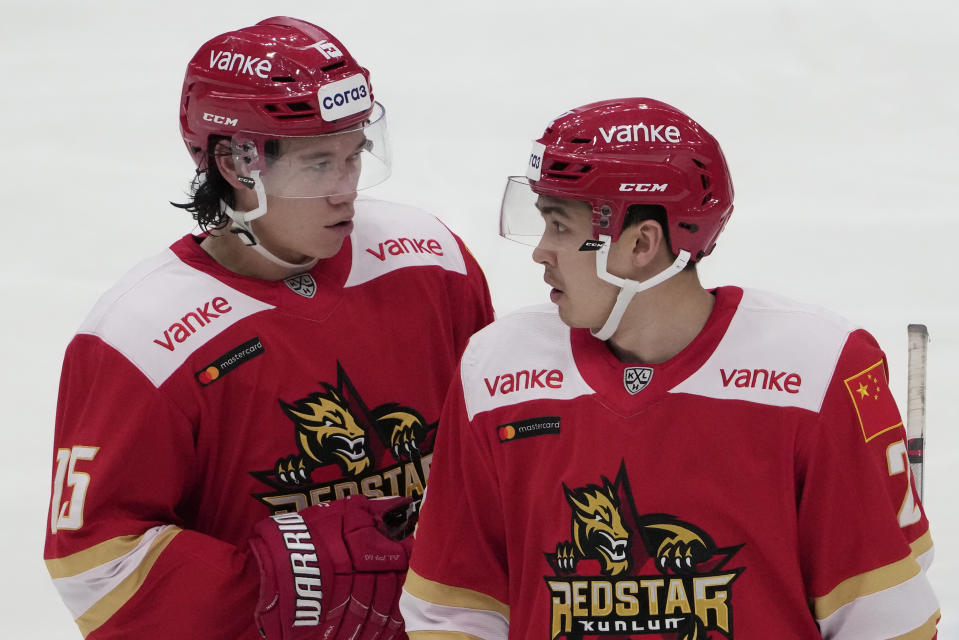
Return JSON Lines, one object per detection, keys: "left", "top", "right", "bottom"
{"left": 221, "top": 170, "right": 320, "bottom": 272}
{"left": 590, "top": 234, "right": 691, "bottom": 341}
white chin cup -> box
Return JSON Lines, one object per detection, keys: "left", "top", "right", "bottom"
{"left": 591, "top": 237, "right": 691, "bottom": 341}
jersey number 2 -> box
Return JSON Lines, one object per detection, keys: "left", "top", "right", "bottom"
{"left": 886, "top": 440, "right": 922, "bottom": 528}
{"left": 50, "top": 446, "right": 98, "bottom": 534}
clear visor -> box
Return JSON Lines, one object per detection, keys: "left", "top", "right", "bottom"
{"left": 231, "top": 101, "right": 391, "bottom": 198}
{"left": 500, "top": 176, "right": 546, "bottom": 246}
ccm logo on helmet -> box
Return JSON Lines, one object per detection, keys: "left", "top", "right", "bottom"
{"left": 318, "top": 75, "right": 372, "bottom": 122}
{"left": 208, "top": 50, "right": 272, "bottom": 79}
{"left": 619, "top": 183, "right": 668, "bottom": 192}
{"left": 203, "top": 113, "right": 238, "bottom": 127}
{"left": 599, "top": 123, "right": 681, "bottom": 144}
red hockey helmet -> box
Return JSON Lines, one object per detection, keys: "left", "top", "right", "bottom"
{"left": 501, "top": 98, "right": 734, "bottom": 261}
{"left": 179, "top": 16, "right": 381, "bottom": 173}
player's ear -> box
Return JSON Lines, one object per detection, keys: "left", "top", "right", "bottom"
{"left": 213, "top": 139, "right": 246, "bottom": 191}
{"left": 620, "top": 219, "right": 667, "bottom": 269}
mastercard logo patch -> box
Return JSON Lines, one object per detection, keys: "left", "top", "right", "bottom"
{"left": 496, "top": 416, "right": 560, "bottom": 443}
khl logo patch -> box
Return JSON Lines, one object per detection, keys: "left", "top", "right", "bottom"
{"left": 284, "top": 274, "right": 316, "bottom": 298}
{"left": 623, "top": 366, "right": 653, "bottom": 395}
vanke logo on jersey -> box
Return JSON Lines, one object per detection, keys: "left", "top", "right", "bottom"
{"left": 153, "top": 296, "right": 232, "bottom": 351}
{"left": 365, "top": 237, "right": 444, "bottom": 262}
{"left": 484, "top": 368, "right": 564, "bottom": 396}
{"left": 720, "top": 367, "right": 802, "bottom": 394}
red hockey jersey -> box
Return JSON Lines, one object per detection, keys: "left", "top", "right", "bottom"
{"left": 45, "top": 199, "right": 494, "bottom": 639}
{"left": 403, "top": 287, "right": 939, "bottom": 639}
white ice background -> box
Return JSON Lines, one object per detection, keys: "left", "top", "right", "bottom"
{"left": 1, "top": 1, "right": 956, "bottom": 637}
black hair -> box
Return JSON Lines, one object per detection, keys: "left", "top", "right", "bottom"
{"left": 621, "top": 204, "right": 696, "bottom": 271}
{"left": 170, "top": 136, "right": 236, "bottom": 232}
{"left": 170, "top": 137, "right": 285, "bottom": 231}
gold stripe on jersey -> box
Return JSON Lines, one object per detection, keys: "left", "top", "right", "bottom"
{"left": 46, "top": 528, "right": 177, "bottom": 578}
{"left": 910, "top": 530, "right": 933, "bottom": 558}
{"left": 811, "top": 552, "right": 920, "bottom": 620}
{"left": 405, "top": 569, "right": 510, "bottom": 620}
{"left": 890, "top": 610, "right": 940, "bottom": 640}
{"left": 408, "top": 631, "right": 486, "bottom": 640}
{"left": 64, "top": 528, "right": 179, "bottom": 637}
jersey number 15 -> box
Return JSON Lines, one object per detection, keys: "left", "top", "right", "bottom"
{"left": 50, "top": 446, "right": 98, "bottom": 534}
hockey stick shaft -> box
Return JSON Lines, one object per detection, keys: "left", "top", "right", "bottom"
{"left": 906, "top": 324, "right": 929, "bottom": 502}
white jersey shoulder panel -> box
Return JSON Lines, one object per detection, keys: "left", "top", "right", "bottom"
{"left": 461, "top": 304, "right": 594, "bottom": 420}
{"left": 669, "top": 288, "right": 857, "bottom": 411}
{"left": 78, "top": 248, "right": 275, "bottom": 388}
{"left": 344, "top": 198, "right": 467, "bottom": 288}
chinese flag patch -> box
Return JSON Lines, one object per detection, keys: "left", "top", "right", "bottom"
{"left": 843, "top": 360, "right": 903, "bottom": 442}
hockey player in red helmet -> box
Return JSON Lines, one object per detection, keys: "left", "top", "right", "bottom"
{"left": 44, "top": 17, "right": 493, "bottom": 640}
{"left": 176, "top": 15, "right": 393, "bottom": 273}
{"left": 402, "top": 98, "right": 939, "bottom": 639}
{"left": 500, "top": 97, "right": 734, "bottom": 343}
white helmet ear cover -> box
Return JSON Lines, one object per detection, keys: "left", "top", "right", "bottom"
{"left": 590, "top": 235, "right": 691, "bottom": 341}
{"left": 220, "top": 170, "right": 319, "bottom": 271}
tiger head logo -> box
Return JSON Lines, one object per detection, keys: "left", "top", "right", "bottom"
{"left": 280, "top": 386, "right": 371, "bottom": 477}
{"left": 561, "top": 479, "right": 631, "bottom": 576}
{"left": 546, "top": 463, "right": 745, "bottom": 640}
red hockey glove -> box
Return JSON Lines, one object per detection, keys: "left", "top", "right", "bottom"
{"left": 249, "top": 495, "right": 415, "bottom": 640}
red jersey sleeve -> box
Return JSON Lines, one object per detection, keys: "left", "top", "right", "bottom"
{"left": 796, "top": 329, "right": 939, "bottom": 638}
{"left": 45, "top": 335, "right": 260, "bottom": 639}
{"left": 448, "top": 233, "right": 495, "bottom": 347}
{"left": 402, "top": 370, "right": 510, "bottom": 639}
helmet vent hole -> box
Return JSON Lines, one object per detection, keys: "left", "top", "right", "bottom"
{"left": 679, "top": 222, "right": 699, "bottom": 233}
{"left": 692, "top": 159, "right": 706, "bottom": 169}
{"left": 286, "top": 102, "right": 314, "bottom": 112}
{"left": 579, "top": 165, "right": 592, "bottom": 173}
{"left": 571, "top": 138, "right": 592, "bottom": 144}
{"left": 550, "top": 162, "right": 569, "bottom": 171}
{"left": 272, "top": 76, "right": 295, "bottom": 83}
{"left": 321, "top": 61, "right": 346, "bottom": 72}
{"left": 701, "top": 193, "right": 712, "bottom": 206}
{"left": 264, "top": 104, "right": 280, "bottom": 113}
{"left": 700, "top": 174, "right": 710, "bottom": 189}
